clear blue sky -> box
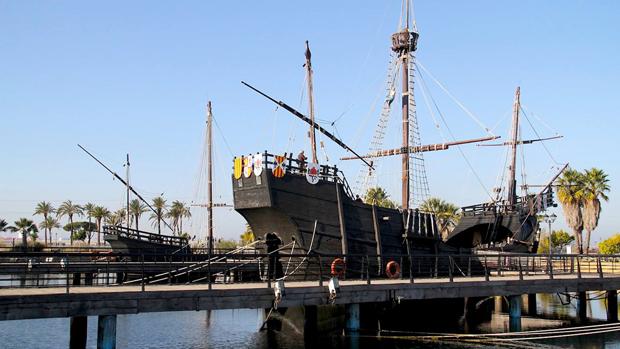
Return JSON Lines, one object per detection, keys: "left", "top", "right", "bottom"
{"left": 1, "top": 1, "right": 618, "bottom": 244}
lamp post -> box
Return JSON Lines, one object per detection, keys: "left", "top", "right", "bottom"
{"left": 543, "top": 213, "right": 557, "bottom": 256}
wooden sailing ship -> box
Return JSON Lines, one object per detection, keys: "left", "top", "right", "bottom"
{"left": 232, "top": 1, "right": 564, "bottom": 264}
{"left": 446, "top": 87, "right": 565, "bottom": 253}
{"left": 232, "top": 2, "right": 495, "bottom": 268}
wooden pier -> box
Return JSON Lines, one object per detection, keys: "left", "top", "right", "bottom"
{"left": 1, "top": 252, "right": 620, "bottom": 348}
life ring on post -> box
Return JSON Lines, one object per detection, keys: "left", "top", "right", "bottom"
{"left": 386, "top": 260, "right": 400, "bottom": 279}
{"left": 331, "top": 258, "right": 346, "bottom": 278}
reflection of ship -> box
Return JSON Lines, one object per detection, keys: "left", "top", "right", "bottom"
{"left": 446, "top": 87, "right": 565, "bottom": 253}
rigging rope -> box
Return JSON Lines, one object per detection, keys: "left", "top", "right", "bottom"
{"left": 417, "top": 67, "right": 494, "bottom": 201}
{"left": 416, "top": 61, "right": 495, "bottom": 137}
{"left": 519, "top": 106, "right": 561, "bottom": 166}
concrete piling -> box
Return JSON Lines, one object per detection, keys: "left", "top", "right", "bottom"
{"left": 508, "top": 295, "right": 522, "bottom": 332}
{"left": 345, "top": 303, "right": 360, "bottom": 333}
{"left": 527, "top": 294, "right": 537, "bottom": 316}
{"left": 607, "top": 290, "right": 618, "bottom": 322}
{"left": 577, "top": 291, "right": 588, "bottom": 323}
{"left": 69, "top": 316, "right": 87, "bottom": 349}
{"left": 97, "top": 315, "right": 117, "bottom": 349}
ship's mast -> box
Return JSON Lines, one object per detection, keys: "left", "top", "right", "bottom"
{"left": 305, "top": 41, "right": 318, "bottom": 164}
{"left": 507, "top": 87, "right": 521, "bottom": 206}
{"left": 125, "top": 153, "right": 130, "bottom": 229}
{"left": 392, "top": 0, "right": 418, "bottom": 209}
{"left": 207, "top": 101, "right": 214, "bottom": 255}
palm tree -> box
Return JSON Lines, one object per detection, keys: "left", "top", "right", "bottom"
{"left": 581, "top": 168, "right": 610, "bottom": 254}
{"left": 33, "top": 201, "right": 55, "bottom": 244}
{"left": 0, "top": 219, "right": 8, "bottom": 232}
{"left": 129, "top": 199, "right": 148, "bottom": 231}
{"left": 180, "top": 203, "right": 191, "bottom": 235}
{"left": 91, "top": 206, "right": 111, "bottom": 245}
{"left": 557, "top": 169, "right": 585, "bottom": 253}
{"left": 56, "top": 200, "right": 83, "bottom": 246}
{"left": 149, "top": 196, "right": 167, "bottom": 235}
{"left": 364, "top": 187, "right": 397, "bottom": 209}
{"left": 83, "top": 203, "right": 96, "bottom": 245}
{"left": 9, "top": 218, "right": 39, "bottom": 250}
{"left": 420, "top": 197, "right": 461, "bottom": 239}
{"left": 112, "top": 208, "right": 127, "bottom": 227}
{"left": 167, "top": 201, "right": 183, "bottom": 235}
{"left": 106, "top": 211, "right": 122, "bottom": 226}
{"left": 39, "top": 217, "right": 60, "bottom": 245}
{"left": 166, "top": 201, "right": 191, "bottom": 236}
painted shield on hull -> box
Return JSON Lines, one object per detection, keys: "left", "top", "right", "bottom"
{"left": 233, "top": 156, "right": 243, "bottom": 179}
{"left": 253, "top": 153, "right": 263, "bottom": 176}
{"left": 243, "top": 156, "right": 253, "bottom": 178}
{"left": 272, "top": 154, "right": 286, "bottom": 178}
{"left": 306, "top": 162, "right": 320, "bottom": 184}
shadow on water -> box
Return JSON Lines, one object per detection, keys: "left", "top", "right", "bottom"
{"left": 1, "top": 292, "right": 620, "bottom": 348}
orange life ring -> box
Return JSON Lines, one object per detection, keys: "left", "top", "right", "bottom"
{"left": 386, "top": 260, "right": 400, "bottom": 279}
{"left": 331, "top": 258, "right": 346, "bottom": 277}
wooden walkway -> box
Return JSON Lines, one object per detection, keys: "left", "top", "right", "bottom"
{"left": 1, "top": 273, "right": 619, "bottom": 321}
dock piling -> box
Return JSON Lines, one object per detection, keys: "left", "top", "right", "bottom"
{"left": 508, "top": 295, "right": 522, "bottom": 332}
{"left": 97, "top": 315, "right": 117, "bottom": 349}
{"left": 607, "top": 290, "right": 618, "bottom": 322}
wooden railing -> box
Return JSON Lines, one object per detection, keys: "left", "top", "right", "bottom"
{"left": 103, "top": 225, "right": 188, "bottom": 247}
{"left": 237, "top": 151, "right": 355, "bottom": 198}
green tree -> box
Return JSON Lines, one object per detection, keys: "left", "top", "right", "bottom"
{"left": 0, "top": 219, "right": 8, "bottom": 232}
{"left": 582, "top": 168, "right": 610, "bottom": 254}
{"left": 538, "top": 230, "right": 575, "bottom": 254}
{"left": 8, "top": 218, "right": 39, "bottom": 250}
{"left": 240, "top": 223, "right": 254, "bottom": 245}
{"left": 63, "top": 222, "right": 96, "bottom": 242}
{"left": 556, "top": 169, "right": 585, "bottom": 253}
{"left": 419, "top": 197, "right": 461, "bottom": 239}
{"left": 215, "top": 239, "right": 238, "bottom": 250}
{"left": 39, "top": 217, "right": 60, "bottom": 245}
{"left": 149, "top": 196, "right": 167, "bottom": 235}
{"left": 91, "top": 206, "right": 110, "bottom": 245}
{"left": 33, "top": 201, "right": 55, "bottom": 245}
{"left": 129, "top": 199, "right": 148, "bottom": 231}
{"left": 364, "top": 187, "right": 396, "bottom": 209}
{"left": 56, "top": 200, "right": 83, "bottom": 245}
{"left": 599, "top": 234, "right": 620, "bottom": 255}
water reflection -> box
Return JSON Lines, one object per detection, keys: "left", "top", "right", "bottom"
{"left": 0, "top": 292, "right": 620, "bottom": 348}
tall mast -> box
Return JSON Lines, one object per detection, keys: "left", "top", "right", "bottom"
{"left": 392, "top": 0, "right": 418, "bottom": 209}
{"left": 207, "top": 101, "right": 214, "bottom": 255}
{"left": 305, "top": 41, "right": 318, "bottom": 164}
{"left": 125, "top": 153, "right": 130, "bottom": 229}
{"left": 507, "top": 86, "right": 521, "bottom": 206}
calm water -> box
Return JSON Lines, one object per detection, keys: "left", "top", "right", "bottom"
{"left": 2, "top": 293, "right": 620, "bottom": 348}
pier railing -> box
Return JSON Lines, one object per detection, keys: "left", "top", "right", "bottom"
{"left": 1, "top": 251, "right": 619, "bottom": 291}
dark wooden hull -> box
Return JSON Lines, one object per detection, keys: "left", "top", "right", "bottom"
{"left": 446, "top": 210, "right": 538, "bottom": 253}
{"left": 232, "top": 169, "right": 457, "bottom": 258}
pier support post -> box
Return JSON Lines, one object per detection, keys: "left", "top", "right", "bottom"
{"left": 577, "top": 291, "right": 588, "bottom": 323}
{"left": 607, "top": 290, "right": 618, "bottom": 322}
{"left": 303, "top": 305, "right": 317, "bottom": 344}
{"left": 97, "top": 315, "right": 117, "bottom": 349}
{"left": 345, "top": 303, "right": 360, "bottom": 333}
{"left": 527, "top": 294, "right": 537, "bottom": 316}
{"left": 494, "top": 296, "right": 504, "bottom": 314}
{"left": 508, "top": 295, "right": 522, "bottom": 332}
{"left": 69, "top": 316, "right": 87, "bottom": 349}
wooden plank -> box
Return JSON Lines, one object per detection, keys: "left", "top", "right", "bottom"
{"left": 335, "top": 182, "right": 348, "bottom": 256}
